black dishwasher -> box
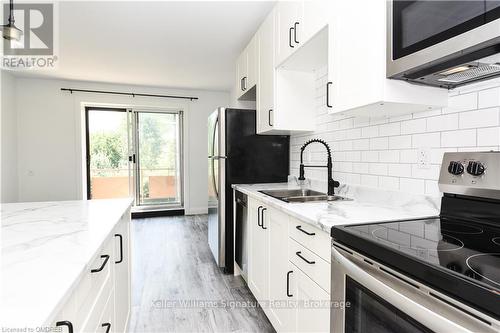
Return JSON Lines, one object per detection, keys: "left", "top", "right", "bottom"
{"left": 234, "top": 191, "right": 248, "bottom": 279}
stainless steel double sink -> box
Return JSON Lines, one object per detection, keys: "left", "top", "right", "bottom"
{"left": 259, "top": 189, "right": 352, "bottom": 203}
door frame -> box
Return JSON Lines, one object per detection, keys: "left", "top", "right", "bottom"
{"left": 84, "top": 106, "right": 185, "bottom": 209}
{"left": 84, "top": 106, "right": 128, "bottom": 200}
{"left": 133, "top": 109, "right": 184, "bottom": 209}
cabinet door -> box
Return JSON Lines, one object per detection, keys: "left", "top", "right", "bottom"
{"left": 257, "top": 11, "right": 275, "bottom": 134}
{"left": 294, "top": 267, "right": 330, "bottom": 333}
{"left": 114, "top": 212, "right": 131, "bottom": 333}
{"left": 268, "top": 208, "right": 291, "bottom": 332}
{"left": 301, "top": 1, "right": 332, "bottom": 42}
{"left": 275, "top": 1, "right": 302, "bottom": 66}
{"left": 236, "top": 51, "right": 248, "bottom": 99}
{"left": 248, "top": 199, "right": 268, "bottom": 302}
{"left": 246, "top": 34, "right": 258, "bottom": 89}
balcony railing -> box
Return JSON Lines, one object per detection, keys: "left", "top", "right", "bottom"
{"left": 90, "top": 168, "right": 179, "bottom": 202}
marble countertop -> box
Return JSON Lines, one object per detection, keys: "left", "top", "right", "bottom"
{"left": 233, "top": 183, "right": 440, "bottom": 233}
{"left": 1, "top": 198, "right": 133, "bottom": 328}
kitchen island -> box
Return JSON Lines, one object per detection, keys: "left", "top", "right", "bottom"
{"left": 1, "top": 198, "right": 132, "bottom": 332}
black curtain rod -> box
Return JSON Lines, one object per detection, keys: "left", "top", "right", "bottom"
{"left": 60, "top": 88, "right": 198, "bottom": 101}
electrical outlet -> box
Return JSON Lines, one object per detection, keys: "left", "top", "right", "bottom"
{"left": 418, "top": 148, "right": 430, "bottom": 169}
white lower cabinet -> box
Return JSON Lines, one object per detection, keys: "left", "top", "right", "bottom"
{"left": 50, "top": 210, "right": 131, "bottom": 333}
{"left": 246, "top": 197, "right": 330, "bottom": 333}
{"left": 290, "top": 265, "right": 330, "bottom": 333}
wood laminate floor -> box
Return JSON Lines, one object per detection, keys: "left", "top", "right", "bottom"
{"left": 128, "top": 215, "right": 275, "bottom": 333}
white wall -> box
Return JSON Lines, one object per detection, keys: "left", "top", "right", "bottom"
{"left": 1, "top": 71, "right": 18, "bottom": 203}
{"left": 12, "top": 76, "right": 228, "bottom": 214}
{"left": 291, "top": 67, "right": 500, "bottom": 196}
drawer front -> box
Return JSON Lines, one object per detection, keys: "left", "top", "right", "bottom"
{"left": 289, "top": 217, "right": 331, "bottom": 263}
{"left": 78, "top": 236, "right": 114, "bottom": 320}
{"left": 81, "top": 274, "right": 113, "bottom": 333}
{"left": 288, "top": 238, "right": 330, "bottom": 293}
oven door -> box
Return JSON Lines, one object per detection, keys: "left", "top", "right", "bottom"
{"left": 330, "top": 245, "right": 490, "bottom": 333}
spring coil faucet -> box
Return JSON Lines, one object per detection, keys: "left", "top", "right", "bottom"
{"left": 298, "top": 139, "right": 340, "bottom": 195}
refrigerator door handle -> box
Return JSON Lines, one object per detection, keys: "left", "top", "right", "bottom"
{"left": 211, "top": 115, "right": 219, "bottom": 198}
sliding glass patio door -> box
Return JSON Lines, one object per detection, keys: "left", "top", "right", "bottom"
{"left": 86, "top": 107, "right": 183, "bottom": 209}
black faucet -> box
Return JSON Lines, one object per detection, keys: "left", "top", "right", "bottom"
{"left": 298, "top": 139, "right": 340, "bottom": 196}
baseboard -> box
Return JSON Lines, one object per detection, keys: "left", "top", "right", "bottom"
{"left": 185, "top": 206, "right": 208, "bottom": 215}
{"left": 131, "top": 209, "right": 184, "bottom": 219}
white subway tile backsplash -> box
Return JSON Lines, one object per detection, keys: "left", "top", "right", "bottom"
{"left": 389, "top": 135, "right": 412, "bottom": 149}
{"left": 478, "top": 87, "right": 500, "bottom": 109}
{"left": 401, "top": 118, "right": 426, "bottom": 134}
{"left": 443, "top": 92, "right": 477, "bottom": 113}
{"left": 379, "top": 122, "right": 401, "bottom": 136}
{"left": 370, "top": 137, "right": 389, "bottom": 150}
{"left": 459, "top": 107, "right": 499, "bottom": 129}
{"left": 290, "top": 72, "right": 500, "bottom": 196}
{"left": 426, "top": 114, "right": 459, "bottom": 132}
{"left": 411, "top": 133, "right": 441, "bottom": 148}
{"left": 441, "top": 129, "right": 476, "bottom": 147}
{"left": 477, "top": 127, "right": 500, "bottom": 146}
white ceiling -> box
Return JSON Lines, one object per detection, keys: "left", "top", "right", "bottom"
{"left": 13, "top": 1, "right": 275, "bottom": 91}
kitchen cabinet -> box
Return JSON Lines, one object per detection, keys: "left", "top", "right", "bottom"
{"left": 248, "top": 198, "right": 269, "bottom": 302}
{"left": 244, "top": 195, "right": 330, "bottom": 332}
{"left": 290, "top": 265, "right": 330, "bottom": 333}
{"left": 236, "top": 34, "right": 257, "bottom": 101}
{"left": 326, "top": 0, "right": 447, "bottom": 116}
{"left": 275, "top": 1, "right": 302, "bottom": 66}
{"left": 113, "top": 213, "right": 131, "bottom": 333}
{"left": 50, "top": 210, "right": 131, "bottom": 333}
{"left": 257, "top": 10, "right": 274, "bottom": 134}
{"left": 267, "top": 207, "right": 292, "bottom": 332}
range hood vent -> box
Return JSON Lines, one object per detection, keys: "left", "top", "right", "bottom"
{"left": 438, "top": 63, "right": 500, "bottom": 83}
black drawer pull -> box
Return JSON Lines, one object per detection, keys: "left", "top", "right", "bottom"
{"left": 257, "top": 206, "right": 263, "bottom": 227}
{"left": 296, "top": 225, "right": 315, "bottom": 236}
{"left": 326, "top": 82, "right": 333, "bottom": 108}
{"left": 293, "top": 22, "right": 299, "bottom": 43}
{"left": 261, "top": 208, "right": 267, "bottom": 230}
{"left": 286, "top": 270, "right": 293, "bottom": 297}
{"left": 289, "top": 27, "right": 295, "bottom": 48}
{"left": 115, "top": 234, "right": 123, "bottom": 264}
{"left": 91, "top": 255, "right": 110, "bottom": 273}
{"left": 296, "top": 251, "right": 315, "bottom": 265}
{"left": 101, "top": 323, "right": 111, "bottom": 333}
{"left": 56, "top": 321, "right": 73, "bottom": 333}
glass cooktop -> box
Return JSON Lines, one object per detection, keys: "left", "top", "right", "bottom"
{"left": 332, "top": 217, "right": 500, "bottom": 319}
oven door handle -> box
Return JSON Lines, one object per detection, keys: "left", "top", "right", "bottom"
{"left": 331, "top": 247, "right": 471, "bottom": 333}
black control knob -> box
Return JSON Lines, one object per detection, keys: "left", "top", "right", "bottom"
{"left": 466, "top": 161, "right": 485, "bottom": 176}
{"left": 447, "top": 161, "right": 464, "bottom": 175}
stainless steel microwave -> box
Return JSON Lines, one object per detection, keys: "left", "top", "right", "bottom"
{"left": 387, "top": 0, "right": 500, "bottom": 89}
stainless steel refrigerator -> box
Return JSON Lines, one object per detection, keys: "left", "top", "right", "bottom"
{"left": 208, "top": 107, "right": 289, "bottom": 273}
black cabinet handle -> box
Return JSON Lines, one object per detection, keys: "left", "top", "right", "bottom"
{"left": 289, "top": 27, "right": 295, "bottom": 48}
{"left": 261, "top": 208, "right": 267, "bottom": 229}
{"left": 240, "top": 77, "right": 244, "bottom": 91}
{"left": 268, "top": 109, "right": 273, "bottom": 127}
{"left": 91, "top": 255, "right": 110, "bottom": 273}
{"left": 114, "top": 234, "right": 123, "bottom": 264}
{"left": 296, "top": 251, "right": 315, "bottom": 264}
{"left": 101, "top": 323, "right": 111, "bottom": 333}
{"left": 326, "top": 82, "right": 333, "bottom": 108}
{"left": 56, "top": 321, "right": 73, "bottom": 333}
{"left": 286, "top": 270, "right": 293, "bottom": 297}
{"left": 293, "top": 22, "right": 299, "bottom": 44}
{"left": 243, "top": 76, "right": 247, "bottom": 91}
{"left": 296, "top": 225, "right": 315, "bottom": 236}
{"left": 257, "top": 206, "right": 263, "bottom": 227}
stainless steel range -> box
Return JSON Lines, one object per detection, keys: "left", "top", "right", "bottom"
{"left": 331, "top": 152, "right": 500, "bottom": 333}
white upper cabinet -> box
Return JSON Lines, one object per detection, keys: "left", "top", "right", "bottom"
{"left": 275, "top": 1, "right": 302, "bottom": 66}
{"left": 257, "top": 11, "right": 275, "bottom": 134}
{"left": 327, "top": 0, "right": 447, "bottom": 117}
{"left": 236, "top": 34, "right": 257, "bottom": 101}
